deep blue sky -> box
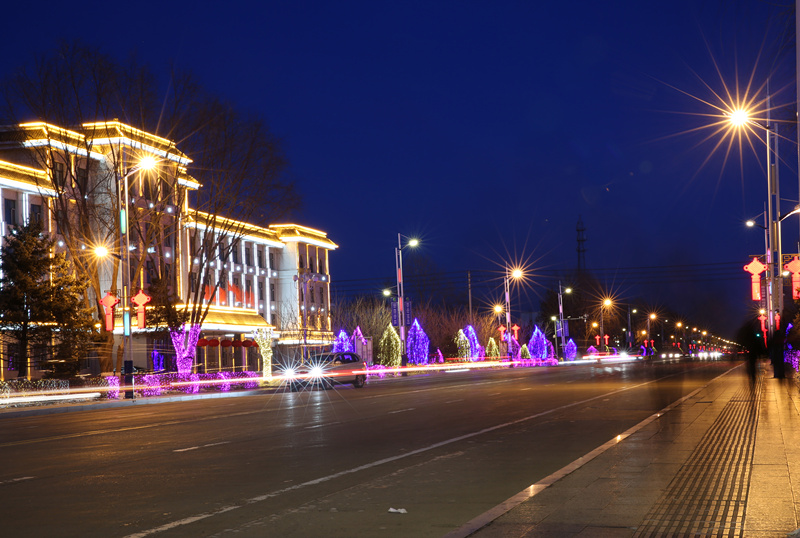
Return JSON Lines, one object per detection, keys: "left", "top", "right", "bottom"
{"left": 5, "top": 1, "right": 797, "bottom": 336}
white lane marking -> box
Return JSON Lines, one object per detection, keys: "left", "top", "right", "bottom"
{"left": 388, "top": 408, "right": 415, "bottom": 414}
{"left": 305, "top": 422, "right": 340, "bottom": 429}
{"left": 0, "top": 476, "right": 35, "bottom": 486}
{"left": 173, "top": 441, "right": 230, "bottom": 453}
{"left": 123, "top": 366, "right": 715, "bottom": 538}
{"left": 520, "top": 388, "right": 532, "bottom": 391}
{"left": 488, "top": 392, "right": 501, "bottom": 396}
{"left": 443, "top": 364, "right": 741, "bottom": 538}
{"left": 445, "top": 399, "right": 465, "bottom": 404}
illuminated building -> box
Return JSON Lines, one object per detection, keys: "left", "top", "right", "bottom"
{"left": 0, "top": 121, "right": 335, "bottom": 380}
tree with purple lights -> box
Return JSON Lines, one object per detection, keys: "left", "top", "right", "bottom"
{"left": 565, "top": 339, "right": 577, "bottom": 360}
{"left": 528, "top": 326, "right": 547, "bottom": 359}
{"left": 406, "top": 319, "right": 430, "bottom": 364}
{"left": 332, "top": 329, "right": 353, "bottom": 352}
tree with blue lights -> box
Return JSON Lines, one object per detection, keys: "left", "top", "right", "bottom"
{"left": 406, "top": 319, "right": 430, "bottom": 364}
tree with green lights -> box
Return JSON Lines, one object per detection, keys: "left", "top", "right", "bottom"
{"left": 455, "top": 329, "right": 470, "bottom": 359}
{"left": 485, "top": 337, "right": 499, "bottom": 359}
{"left": 376, "top": 323, "right": 401, "bottom": 366}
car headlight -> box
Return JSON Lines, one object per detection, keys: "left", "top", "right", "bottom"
{"left": 284, "top": 368, "right": 296, "bottom": 378}
{"left": 310, "top": 366, "right": 324, "bottom": 377}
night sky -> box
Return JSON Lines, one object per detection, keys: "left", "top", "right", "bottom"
{"left": 4, "top": 1, "right": 797, "bottom": 336}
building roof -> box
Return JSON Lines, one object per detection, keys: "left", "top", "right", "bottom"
{"left": 0, "top": 159, "right": 54, "bottom": 196}
{"left": 269, "top": 224, "right": 338, "bottom": 250}
{"left": 82, "top": 120, "right": 191, "bottom": 164}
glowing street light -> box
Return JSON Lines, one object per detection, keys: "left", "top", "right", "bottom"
{"left": 503, "top": 266, "right": 524, "bottom": 359}
{"left": 557, "top": 283, "right": 572, "bottom": 357}
{"left": 119, "top": 155, "right": 158, "bottom": 395}
{"left": 599, "top": 298, "right": 612, "bottom": 352}
{"left": 395, "top": 234, "right": 419, "bottom": 349}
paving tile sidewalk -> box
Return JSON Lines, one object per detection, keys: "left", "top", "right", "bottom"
{"left": 460, "top": 364, "right": 800, "bottom": 538}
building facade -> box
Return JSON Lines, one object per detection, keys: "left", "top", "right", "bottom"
{"left": 0, "top": 121, "right": 335, "bottom": 380}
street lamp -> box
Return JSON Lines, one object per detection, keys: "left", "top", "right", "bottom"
{"left": 502, "top": 267, "right": 524, "bottom": 359}
{"left": 395, "top": 234, "right": 419, "bottom": 350}
{"left": 118, "top": 156, "right": 157, "bottom": 388}
{"left": 729, "top": 105, "right": 782, "bottom": 335}
{"left": 600, "top": 298, "right": 611, "bottom": 352}
{"left": 557, "top": 283, "right": 572, "bottom": 357}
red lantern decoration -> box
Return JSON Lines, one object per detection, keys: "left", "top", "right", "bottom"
{"left": 232, "top": 340, "right": 243, "bottom": 348}
{"left": 131, "top": 290, "right": 152, "bottom": 329}
{"left": 98, "top": 292, "right": 120, "bottom": 331}
{"left": 207, "top": 339, "right": 220, "bottom": 347}
{"left": 251, "top": 341, "right": 259, "bottom": 348}
{"left": 197, "top": 338, "right": 208, "bottom": 347}
{"left": 221, "top": 339, "right": 233, "bottom": 347}
{"left": 242, "top": 340, "right": 253, "bottom": 348}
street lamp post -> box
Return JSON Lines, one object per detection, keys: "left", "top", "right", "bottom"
{"left": 118, "top": 156, "right": 157, "bottom": 398}
{"left": 504, "top": 267, "right": 523, "bottom": 359}
{"left": 599, "top": 299, "right": 611, "bottom": 352}
{"left": 395, "top": 234, "right": 418, "bottom": 351}
{"left": 558, "top": 283, "right": 571, "bottom": 357}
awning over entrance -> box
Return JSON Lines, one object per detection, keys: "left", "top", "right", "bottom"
{"left": 199, "top": 309, "right": 272, "bottom": 333}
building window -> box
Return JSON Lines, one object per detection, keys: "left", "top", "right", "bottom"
{"left": 189, "top": 272, "right": 198, "bottom": 293}
{"left": 75, "top": 167, "right": 88, "bottom": 191}
{"left": 245, "top": 246, "right": 252, "bottom": 266}
{"left": 310, "top": 287, "right": 315, "bottom": 303}
{"left": 53, "top": 162, "right": 66, "bottom": 185}
{"left": 29, "top": 204, "right": 42, "bottom": 225}
{"left": 258, "top": 282, "right": 264, "bottom": 301}
{"left": 319, "top": 258, "right": 326, "bottom": 273}
{"left": 309, "top": 257, "right": 315, "bottom": 273}
{"left": 258, "top": 249, "right": 264, "bottom": 268}
{"left": 270, "top": 283, "right": 275, "bottom": 301}
{"left": 269, "top": 252, "right": 275, "bottom": 268}
{"left": 298, "top": 255, "right": 304, "bottom": 269}
{"left": 246, "top": 279, "right": 252, "bottom": 304}
{"left": 4, "top": 199, "right": 16, "bottom": 226}
{"left": 143, "top": 178, "right": 153, "bottom": 200}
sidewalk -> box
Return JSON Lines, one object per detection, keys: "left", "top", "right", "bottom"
{"left": 453, "top": 363, "right": 800, "bottom": 538}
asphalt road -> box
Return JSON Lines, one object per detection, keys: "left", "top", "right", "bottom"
{"left": 0, "top": 357, "right": 740, "bottom": 537}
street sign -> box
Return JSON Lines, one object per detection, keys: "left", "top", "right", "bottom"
{"left": 404, "top": 299, "right": 413, "bottom": 326}
{"left": 391, "top": 299, "right": 398, "bottom": 326}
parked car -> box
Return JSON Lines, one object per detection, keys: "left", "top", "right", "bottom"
{"left": 285, "top": 352, "right": 367, "bottom": 391}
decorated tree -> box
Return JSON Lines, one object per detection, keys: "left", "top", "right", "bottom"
{"left": 565, "top": 339, "right": 577, "bottom": 360}
{"left": 464, "top": 325, "right": 483, "bottom": 360}
{"left": 332, "top": 329, "right": 353, "bottom": 352}
{"left": 253, "top": 327, "right": 274, "bottom": 382}
{"left": 528, "top": 326, "right": 548, "bottom": 359}
{"left": 455, "top": 329, "right": 470, "bottom": 359}
{"left": 520, "top": 344, "right": 531, "bottom": 360}
{"left": 485, "top": 337, "right": 499, "bottom": 359}
{"left": 376, "top": 324, "right": 401, "bottom": 366}
{"left": 406, "top": 319, "right": 430, "bottom": 364}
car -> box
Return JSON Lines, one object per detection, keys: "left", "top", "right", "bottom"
{"left": 285, "top": 352, "right": 367, "bottom": 391}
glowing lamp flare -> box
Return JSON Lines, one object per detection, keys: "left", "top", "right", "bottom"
{"left": 729, "top": 109, "right": 749, "bottom": 127}
{"left": 743, "top": 257, "right": 766, "bottom": 301}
